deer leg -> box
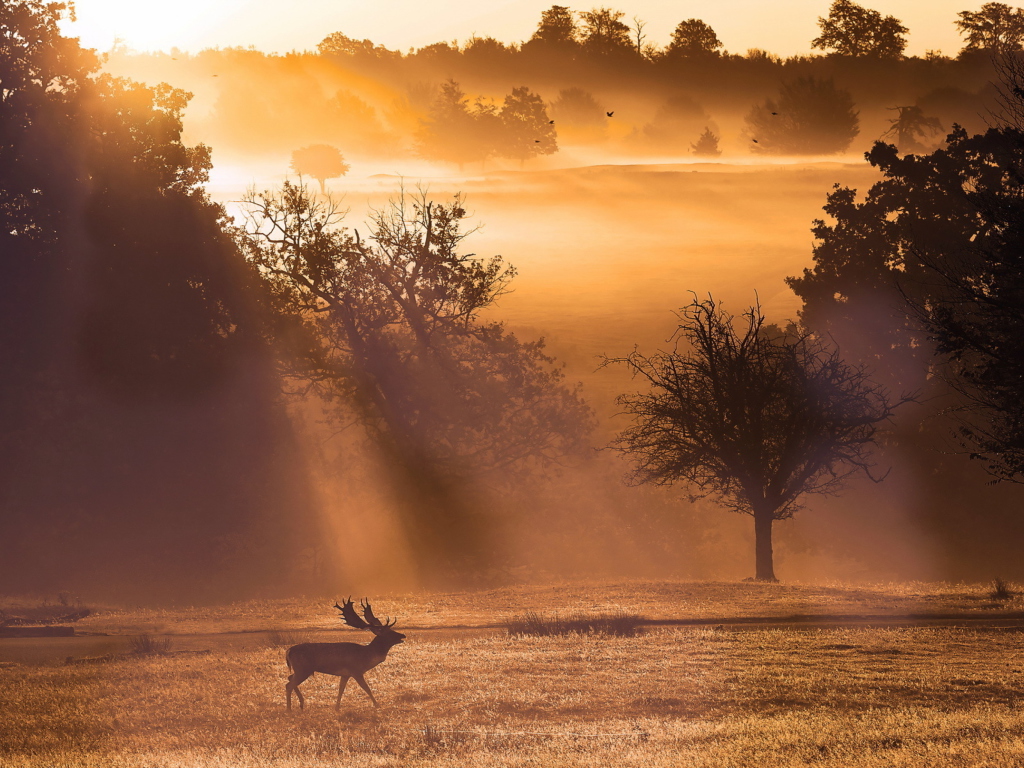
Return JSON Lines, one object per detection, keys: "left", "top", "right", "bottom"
{"left": 352, "top": 673, "right": 379, "bottom": 708}
{"left": 287, "top": 671, "right": 312, "bottom": 711}
{"left": 334, "top": 676, "right": 350, "bottom": 710}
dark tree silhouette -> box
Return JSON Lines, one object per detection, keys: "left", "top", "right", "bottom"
{"left": 881, "top": 105, "right": 944, "bottom": 153}
{"left": 691, "top": 127, "right": 722, "bottom": 157}
{"left": 744, "top": 77, "right": 859, "bottom": 155}
{"left": 812, "top": 0, "right": 908, "bottom": 58}
{"left": 956, "top": 3, "right": 1024, "bottom": 55}
{"left": 238, "top": 183, "right": 594, "bottom": 578}
{"left": 527, "top": 5, "right": 580, "bottom": 51}
{"left": 789, "top": 117, "right": 1024, "bottom": 481}
{"left": 0, "top": 0, "right": 302, "bottom": 600}
{"left": 499, "top": 86, "right": 557, "bottom": 164}
{"left": 609, "top": 298, "right": 901, "bottom": 581}
{"left": 290, "top": 144, "right": 350, "bottom": 193}
{"left": 579, "top": 7, "right": 634, "bottom": 58}
{"left": 665, "top": 19, "right": 724, "bottom": 58}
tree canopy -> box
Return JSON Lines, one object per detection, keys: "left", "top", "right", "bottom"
{"left": 812, "top": 0, "right": 908, "bottom": 57}
{"left": 665, "top": 19, "right": 723, "bottom": 58}
{"left": 745, "top": 77, "right": 860, "bottom": 155}
{"left": 956, "top": 3, "right": 1024, "bottom": 55}
{"left": 789, "top": 118, "right": 1024, "bottom": 481}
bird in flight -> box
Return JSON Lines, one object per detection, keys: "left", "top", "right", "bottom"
{"left": 549, "top": 120, "right": 555, "bottom": 124}
{"left": 606, "top": 111, "right": 614, "bottom": 117}
{"left": 752, "top": 138, "right": 759, "bottom": 143}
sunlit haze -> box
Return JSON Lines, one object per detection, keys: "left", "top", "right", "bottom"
{"left": 68, "top": 0, "right": 973, "bottom": 57}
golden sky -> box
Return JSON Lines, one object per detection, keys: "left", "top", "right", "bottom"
{"left": 66, "top": 1, "right": 976, "bottom": 58}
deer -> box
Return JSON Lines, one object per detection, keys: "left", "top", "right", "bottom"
{"left": 285, "top": 597, "right": 406, "bottom": 710}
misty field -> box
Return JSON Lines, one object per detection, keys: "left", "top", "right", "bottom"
{"left": 5, "top": 581, "right": 1024, "bottom": 767}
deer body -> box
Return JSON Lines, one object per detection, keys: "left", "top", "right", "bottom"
{"left": 285, "top": 599, "right": 405, "bottom": 710}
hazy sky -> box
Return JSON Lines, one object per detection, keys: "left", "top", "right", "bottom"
{"left": 68, "top": 1, "right": 977, "bottom": 58}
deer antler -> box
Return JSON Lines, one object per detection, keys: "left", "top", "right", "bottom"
{"left": 335, "top": 597, "right": 370, "bottom": 630}
{"left": 361, "top": 599, "right": 397, "bottom": 628}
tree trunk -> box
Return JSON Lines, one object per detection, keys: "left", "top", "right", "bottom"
{"left": 753, "top": 508, "right": 778, "bottom": 582}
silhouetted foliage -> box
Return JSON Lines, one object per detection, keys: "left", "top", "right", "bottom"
{"left": 881, "top": 105, "right": 944, "bottom": 153}
{"left": 745, "top": 77, "right": 860, "bottom": 155}
{"left": 416, "top": 80, "right": 499, "bottom": 167}
{"left": 579, "top": 7, "right": 634, "bottom": 58}
{"left": 956, "top": 3, "right": 1024, "bottom": 55}
{"left": 527, "top": 5, "right": 580, "bottom": 52}
{"left": 290, "top": 144, "right": 350, "bottom": 193}
{"left": 812, "top": 0, "right": 908, "bottom": 58}
{"left": 691, "top": 127, "right": 722, "bottom": 157}
{"left": 609, "top": 298, "right": 901, "bottom": 581}
{"left": 499, "top": 86, "right": 557, "bottom": 163}
{"left": 788, "top": 105, "right": 1024, "bottom": 481}
{"left": 665, "top": 19, "right": 723, "bottom": 58}
{"left": 0, "top": 0, "right": 306, "bottom": 600}
{"left": 238, "top": 182, "right": 594, "bottom": 577}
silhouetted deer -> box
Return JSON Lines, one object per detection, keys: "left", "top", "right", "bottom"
{"left": 285, "top": 598, "right": 405, "bottom": 710}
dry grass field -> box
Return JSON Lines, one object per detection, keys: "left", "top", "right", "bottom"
{"left": 4, "top": 580, "right": 1024, "bottom": 767}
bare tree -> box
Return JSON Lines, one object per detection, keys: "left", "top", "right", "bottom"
{"left": 608, "top": 297, "right": 906, "bottom": 581}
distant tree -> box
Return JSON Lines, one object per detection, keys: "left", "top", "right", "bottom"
{"left": 665, "top": 19, "right": 724, "bottom": 58}
{"left": 317, "top": 32, "right": 401, "bottom": 63}
{"left": 528, "top": 5, "right": 580, "bottom": 50}
{"left": 499, "top": 86, "right": 557, "bottom": 164}
{"left": 745, "top": 77, "right": 859, "bottom": 155}
{"left": 609, "top": 298, "right": 902, "bottom": 581}
{"left": 641, "top": 94, "right": 713, "bottom": 150}
{"left": 691, "top": 127, "right": 722, "bottom": 156}
{"left": 579, "top": 7, "right": 634, "bottom": 57}
{"left": 550, "top": 87, "right": 605, "bottom": 126}
{"left": 238, "top": 182, "right": 594, "bottom": 577}
{"left": 881, "top": 105, "right": 944, "bottom": 153}
{"left": 812, "top": 0, "right": 908, "bottom": 58}
{"left": 955, "top": 2, "right": 1024, "bottom": 55}
{"left": 549, "top": 87, "right": 607, "bottom": 142}
{"left": 290, "top": 145, "right": 350, "bottom": 193}
{"left": 416, "top": 80, "right": 500, "bottom": 168}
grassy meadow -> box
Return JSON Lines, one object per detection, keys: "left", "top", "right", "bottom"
{"left": 4, "top": 580, "right": 1024, "bottom": 767}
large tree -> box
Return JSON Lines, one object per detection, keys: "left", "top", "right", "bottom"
{"left": 579, "top": 7, "right": 634, "bottom": 57}
{"left": 238, "top": 183, "right": 593, "bottom": 579}
{"left": 498, "top": 86, "right": 557, "bottom": 164}
{"left": 610, "top": 298, "right": 901, "bottom": 581}
{"left": 0, "top": 0, "right": 300, "bottom": 599}
{"left": 745, "top": 77, "right": 859, "bottom": 155}
{"left": 665, "top": 19, "right": 724, "bottom": 58}
{"left": 812, "top": 0, "right": 908, "bottom": 58}
{"left": 789, "top": 117, "right": 1024, "bottom": 481}
{"left": 956, "top": 3, "right": 1024, "bottom": 55}
{"left": 527, "top": 5, "right": 580, "bottom": 51}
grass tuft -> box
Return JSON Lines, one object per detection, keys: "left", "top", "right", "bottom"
{"left": 505, "top": 609, "right": 644, "bottom": 637}
{"left": 264, "top": 629, "right": 313, "bottom": 647}
{"left": 990, "top": 577, "right": 1015, "bottom": 601}
{"left": 128, "top": 633, "right": 171, "bottom": 655}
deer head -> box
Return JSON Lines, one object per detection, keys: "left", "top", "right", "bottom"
{"left": 334, "top": 597, "right": 405, "bottom": 647}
